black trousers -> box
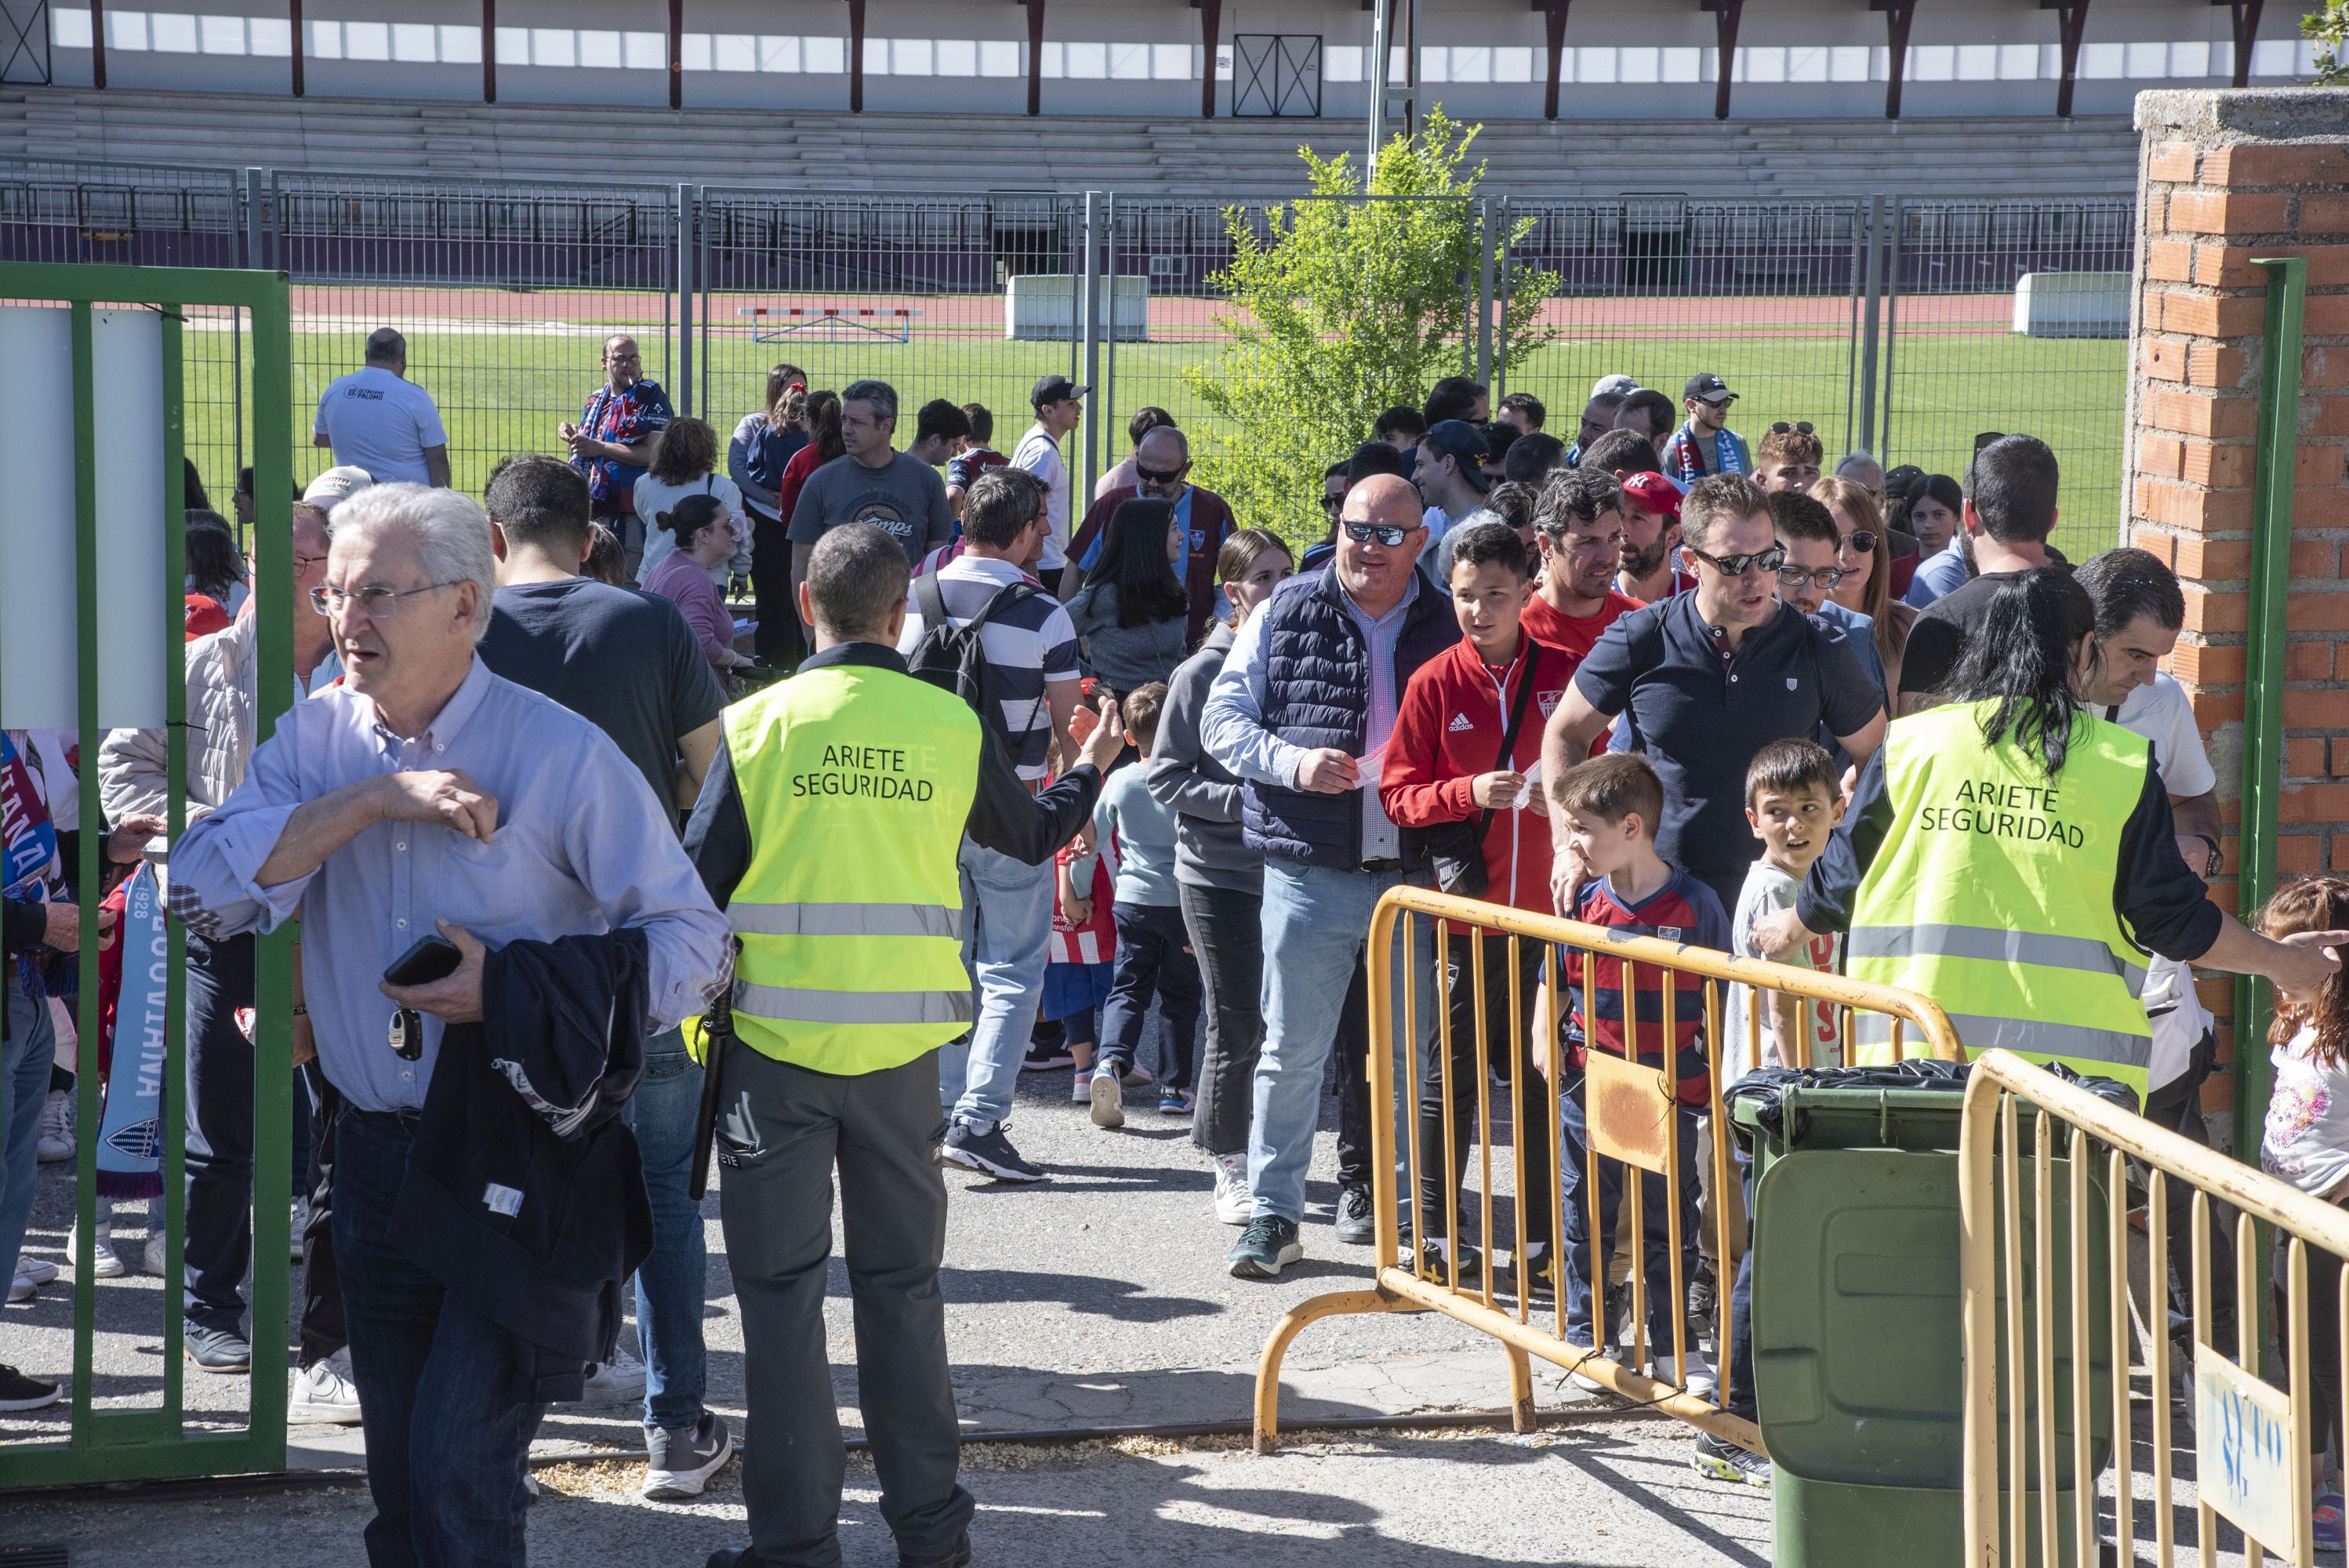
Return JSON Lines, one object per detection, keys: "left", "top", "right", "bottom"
{"left": 2139, "top": 1030, "right": 2237, "bottom": 1344}
{"left": 1179, "top": 881, "right": 1264, "bottom": 1159}
{"left": 183, "top": 931, "right": 256, "bottom": 1336}
{"left": 717, "top": 1045, "right": 973, "bottom": 1567}
{"left": 1333, "top": 954, "right": 1374, "bottom": 1194}
{"left": 748, "top": 505, "right": 806, "bottom": 669}
{"left": 1417, "top": 934, "right": 1553, "bottom": 1247}
{"left": 1097, "top": 902, "right": 1203, "bottom": 1093}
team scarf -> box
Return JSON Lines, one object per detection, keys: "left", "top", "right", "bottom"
{"left": 1667, "top": 423, "right": 1748, "bottom": 487}
{"left": 93, "top": 864, "right": 167, "bottom": 1199}
{"left": 1, "top": 730, "right": 64, "bottom": 1003}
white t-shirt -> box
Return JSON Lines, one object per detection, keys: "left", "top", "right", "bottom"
{"left": 312, "top": 365, "right": 448, "bottom": 485}
{"left": 2263, "top": 1024, "right": 2349, "bottom": 1200}
{"left": 2109, "top": 671, "right": 2219, "bottom": 1093}
{"left": 1726, "top": 858, "right": 1843, "bottom": 1083}
{"left": 631, "top": 471, "right": 750, "bottom": 584}
{"left": 1011, "top": 422, "right": 1070, "bottom": 571}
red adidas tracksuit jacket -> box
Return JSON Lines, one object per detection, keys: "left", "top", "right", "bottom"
{"left": 1379, "top": 633, "right": 1582, "bottom": 915}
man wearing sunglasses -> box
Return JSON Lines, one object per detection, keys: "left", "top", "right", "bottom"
{"left": 1540, "top": 474, "right": 1886, "bottom": 917}
{"left": 1062, "top": 426, "right": 1233, "bottom": 644}
{"left": 1201, "top": 474, "right": 1458, "bottom": 1281}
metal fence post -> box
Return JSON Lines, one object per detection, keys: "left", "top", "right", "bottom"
{"left": 1494, "top": 197, "right": 1512, "bottom": 401}
{"left": 1080, "top": 190, "right": 1101, "bottom": 502}
{"left": 1877, "top": 196, "right": 1904, "bottom": 459}
{"left": 242, "top": 165, "right": 267, "bottom": 272}
{"left": 1857, "top": 194, "right": 1884, "bottom": 457}
{"left": 1476, "top": 197, "right": 1495, "bottom": 389}
{"left": 1101, "top": 191, "right": 1118, "bottom": 461}
{"left": 2234, "top": 255, "right": 2307, "bottom": 1173}
{"left": 695, "top": 182, "right": 710, "bottom": 420}
{"left": 673, "top": 183, "right": 695, "bottom": 419}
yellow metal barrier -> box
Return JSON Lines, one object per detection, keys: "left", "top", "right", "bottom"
{"left": 1961, "top": 1049, "right": 2349, "bottom": 1567}
{"left": 1254, "top": 884, "right": 1963, "bottom": 1454}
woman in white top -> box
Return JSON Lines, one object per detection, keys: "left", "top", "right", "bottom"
{"left": 631, "top": 416, "right": 750, "bottom": 585}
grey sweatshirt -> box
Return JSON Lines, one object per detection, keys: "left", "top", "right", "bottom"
{"left": 1145, "top": 620, "right": 1262, "bottom": 895}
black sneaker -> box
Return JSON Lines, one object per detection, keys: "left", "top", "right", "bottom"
{"left": 940, "top": 1121, "right": 1047, "bottom": 1183}
{"left": 1690, "top": 1431, "right": 1771, "bottom": 1486}
{"left": 1688, "top": 1266, "right": 1718, "bottom": 1322}
{"left": 1228, "top": 1214, "right": 1304, "bottom": 1279}
{"left": 643, "top": 1412, "right": 733, "bottom": 1501}
{"left": 1414, "top": 1234, "right": 1483, "bottom": 1285}
{"left": 0, "top": 1363, "right": 60, "bottom": 1412}
{"left": 185, "top": 1323, "right": 252, "bottom": 1374}
{"left": 1334, "top": 1186, "right": 1377, "bottom": 1245}
{"left": 899, "top": 1534, "right": 973, "bottom": 1568}
{"left": 1020, "top": 1031, "right": 1074, "bottom": 1073}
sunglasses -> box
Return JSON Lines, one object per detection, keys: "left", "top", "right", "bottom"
{"left": 1135, "top": 462, "right": 1189, "bottom": 485}
{"left": 1776, "top": 563, "right": 1850, "bottom": 590}
{"left": 1841, "top": 530, "right": 1879, "bottom": 554}
{"left": 1342, "top": 521, "right": 1417, "bottom": 547}
{"left": 1768, "top": 421, "right": 1816, "bottom": 436}
{"left": 1320, "top": 492, "right": 1346, "bottom": 512}
{"left": 1684, "top": 543, "right": 1787, "bottom": 578}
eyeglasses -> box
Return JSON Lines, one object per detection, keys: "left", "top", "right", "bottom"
{"left": 1135, "top": 463, "right": 1189, "bottom": 486}
{"left": 1683, "top": 543, "right": 1787, "bottom": 578}
{"left": 1776, "top": 562, "right": 1850, "bottom": 590}
{"left": 310, "top": 582, "right": 460, "bottom": 619}
{"left": 1342, "top": 521, "right": 1417, "bottom": 547}
{"left": 1768, "top": 421, "right": 1816, "bottom": 436}
{"left": 245, "top": 550, "right": 330, "bottom": 572}
{"left": 1839, "top": 531, "right": 1879, "bottom": 554}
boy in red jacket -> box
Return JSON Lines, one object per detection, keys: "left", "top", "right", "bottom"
{"left": 1379, "top": 520, "right": 1577, "bottom": 1287}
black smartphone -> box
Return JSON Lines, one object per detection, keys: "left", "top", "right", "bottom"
{"left": 383, "top": 934, "right": 462, "bottom": 988}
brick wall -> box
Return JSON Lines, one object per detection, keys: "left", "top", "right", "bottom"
{"left": 2129, "top": 88, "right": 2349, "bottom": 1142}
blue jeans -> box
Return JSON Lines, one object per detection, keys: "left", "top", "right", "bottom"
{"left": 939, "top": 840, "right": 1054, "bottom": 1133}
{"left": 2, "top": 973, "right": 54, "bottom": 1286}
{"left": 626, "top": 1029, "right": 707, "bottom": 1432}
{"left": 1558, "top": 1065, "right": 1701, "bottom": 1355}
{"left": 333, "top": 1107, "right": 544, "bottom": 1568}
{"left": 1247, "top": 862, "right": 1435, "bottom": 1226}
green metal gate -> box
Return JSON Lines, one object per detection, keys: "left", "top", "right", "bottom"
{"left": 0, "top": 260, "right": 292, "bottom": 1487}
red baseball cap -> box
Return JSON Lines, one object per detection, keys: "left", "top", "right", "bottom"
{"left": 1621, "top": 470, "right": 1683, "bottom": 521}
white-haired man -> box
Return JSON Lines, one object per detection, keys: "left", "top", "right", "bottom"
{"left": 170, "top": 483, "right": 729, "bottom": 1566}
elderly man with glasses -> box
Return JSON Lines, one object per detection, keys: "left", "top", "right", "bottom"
{"left": 1062, "top": 424, "right": 1235, "bottom": 643}
{"left": 169, "top": 483, "right": 728, "bottom": 1568}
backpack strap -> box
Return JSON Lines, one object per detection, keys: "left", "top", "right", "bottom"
{"left": 915, "top": 568, "right": 950, "bottom": 637}
{"left": 961, "top": 578, "right": 1044, "bottom": 635}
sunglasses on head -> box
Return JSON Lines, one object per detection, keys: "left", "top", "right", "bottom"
{"left": 1768, "top": 421, "right": 1815, "bottom": 436}
{"left": 1684, "top": 542, "right": 1787, "bottom": 578}
{"left": 1136, "top": 462, "right": 1189, "bottom": 485}
{"left": 1342, "top": 521, "right": 1416, "bottom": 547}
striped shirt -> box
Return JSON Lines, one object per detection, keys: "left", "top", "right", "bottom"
{"left": 1563, "top": 867, "right": 1732, "bottom": 1108}
{"left": 895, "top": 554, "right": 1079, "bottom": 785}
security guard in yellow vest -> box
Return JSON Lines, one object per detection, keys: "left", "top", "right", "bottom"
{"left": 686, "top": 524, "right": 1122, "bottom": 1568}
{"left": 1768, "top": 568, "right": 2343, "bottom": 1105}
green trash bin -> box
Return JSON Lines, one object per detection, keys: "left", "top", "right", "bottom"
{"left": 1733, "top": 1081, "right": 2113, "bottom": 1567}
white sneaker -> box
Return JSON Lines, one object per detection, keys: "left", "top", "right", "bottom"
{"left": 8, "top": 1276, "right": 29, "bottom": 1303}
{"left": 1654, "top": 1352, "right": 1717, "bottom": 1396}
{"left": 35, "top": 1090, "right": 72, "bottom": 1163}
{"left": 1070, "top": 1068, "right": 1092, "bottom": 1104}
{"left": 292, "top": 1198, "right": 310, "bottom": 1262}
{"left": 1211, "top": 1152, "right": 1252, "bottom": 1226}
{"left": 15, "top": 1256, "right": 56, "bottom": 1289}
{"left": 289, "top": 1355, "right": 364, "bottom": 1425}
{"left": 144, "top": 1230, "right": 168, "bottom": 1278}
{"left": 1088, "top": 1065, "right": 1124, "bottom": 1130}
{"left": 582, "top": 1345, "right": 647, "bottom": 1403}
{"left": 70, "top": 1221, "right": 125, "bottom": 1279}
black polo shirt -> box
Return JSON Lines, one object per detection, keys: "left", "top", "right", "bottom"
{"left": 1576, "top": 594, "right": 1882, "bottom": 900}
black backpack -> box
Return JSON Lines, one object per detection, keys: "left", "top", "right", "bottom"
{"left": 906, "top": 570, "right": 1047, "bottom": 746}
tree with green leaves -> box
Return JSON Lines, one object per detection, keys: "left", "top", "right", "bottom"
{"left": 2308, "top": 0, "right": 2348, "bottom": 83}
{"left": 1182, "top": 107, "right": 1560, "bottom": 549}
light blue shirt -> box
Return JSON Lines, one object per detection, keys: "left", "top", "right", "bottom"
{"left": 169, "top": 657, "right": 728, "bottom": 1113}
{"left": 1200, "top": 568, "right": 1418, "bottom": 862}
{"left": 1904, "top": 541, "right": 1968, "bottom": 608}
{"left": 1091, "top": 764, "right": 1182, "bottom": 909}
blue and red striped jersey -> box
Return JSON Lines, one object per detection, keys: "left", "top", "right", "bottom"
{"left": 1564, "top": 867, "right": 1733, "bottom": 1108}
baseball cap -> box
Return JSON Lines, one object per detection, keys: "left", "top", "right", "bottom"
{"left": 1029, "top": 374, "right": 1088, "bottom": 408}
{"left": 1420, "top": 419, "right": 1490, "bottom": 490}
{"left": 1882, "top": 463, "right": 1928, "bottom": 501}
{"left": 1590, "top": 374, "right": 1639, "bottom": 401}
{"left": 303, "top": 466, "right": 375, "bottom": 510}
{"left": 1682, "top": 373, "right": 1736, "bottom": 405}
{"left": 1621, "top": 470, "right": 1683, "bottom": 522}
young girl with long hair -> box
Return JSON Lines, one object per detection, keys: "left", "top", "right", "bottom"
{"left": 1065, "top": 497, "right": 1190, "bottom": 699}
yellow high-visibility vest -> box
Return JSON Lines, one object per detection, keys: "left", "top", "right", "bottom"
{"left": 714, "top": 659, "right": 980, "bottom": 1076}
{"left": 1847, "top": 700, "right": 2155, "bottom": 1102}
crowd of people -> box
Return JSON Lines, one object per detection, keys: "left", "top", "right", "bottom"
{"left": 4, "top": 324, "right": 2339, "bottom": 1563}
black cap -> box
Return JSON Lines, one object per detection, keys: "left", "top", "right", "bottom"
{"left": 1030, "top": 374, "right": 1088, "bottom": 408}
{"left": 1882, "top": 463, "right": 1927, "bottom": 500}
{"left": 1683, "top": 372, "right": 1736, "bottom": 405}
{"left": 1421, "top": 419, "right": 1490, "bottom": 490}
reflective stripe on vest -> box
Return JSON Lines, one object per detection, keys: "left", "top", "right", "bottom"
{"left": 732, "top": 979, "right": 975, "bottom": 1027}
{"left": 729, "top": 901, "right": 966, "bottom": 942}
{"left": 719, "top": 662, "right": 982, "bottom": 1075}
{"left": 1846, "top": 701, "right": 2154, "bottom": 1100}
{"left": 1847, "top": 922, "right": 2148, "bottom": 999}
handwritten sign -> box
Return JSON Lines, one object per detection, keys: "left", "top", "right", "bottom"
{"left": 2195, "top": 1343, "right": 2299, "bottom": 1552}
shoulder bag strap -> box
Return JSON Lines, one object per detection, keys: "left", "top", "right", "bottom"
{"left": 1470, "top": 648, "right": 1544, "bottom": 851}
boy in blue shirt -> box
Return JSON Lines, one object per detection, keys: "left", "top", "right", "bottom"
{"left": 1086, "top": 684, "right": 1204, "bottom": 1127}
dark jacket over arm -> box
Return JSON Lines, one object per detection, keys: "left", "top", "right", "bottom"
{"left": 3, "top": 896, "right": 46, "bottom": 956}
{"left": 1799, "top": 737, "right": 2225, "bottom": 964}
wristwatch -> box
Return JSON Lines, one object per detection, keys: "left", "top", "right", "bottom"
{"left": 2194, "top": 834, "right": 2223, "bottom": 877}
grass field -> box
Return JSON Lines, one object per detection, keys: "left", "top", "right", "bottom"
{"left": 180, "top": 292, "right": 2127, "bottom": 564}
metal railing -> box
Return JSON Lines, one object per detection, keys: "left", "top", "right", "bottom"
{"left": 1253, "top": 885, "right": 1962, "bottom": 1454}
{"left": 1959, "top": 1049, "right": 2344, "bottom": 1565}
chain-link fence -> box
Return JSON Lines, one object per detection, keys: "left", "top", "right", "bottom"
{"left": 2, "top": 158, "right": 2137, "bottom": 560}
